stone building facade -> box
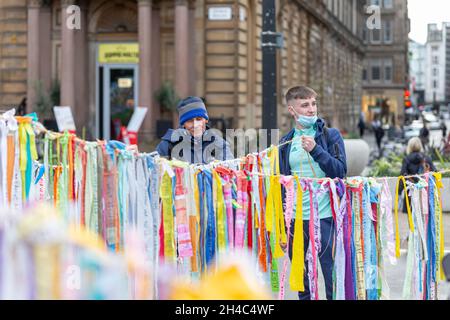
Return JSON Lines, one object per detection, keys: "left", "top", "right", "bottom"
{"left": 277, "top": 0, "right": 365, "bottom": 134}
{"left": 0, "top": 0, "right": 366, "bottom": 147}
{"left": 361, "top": 0, "right": 409, "bottom": 126}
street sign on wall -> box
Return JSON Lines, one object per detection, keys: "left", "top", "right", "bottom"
{"left": 208, "top": 7, "right": 232, "bottom": 20}
{"left": 98, "top": 43, "right": 139, "bottom": 64}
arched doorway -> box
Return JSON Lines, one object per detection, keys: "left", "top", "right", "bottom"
{"left": 88, "top": 0, "right": 139, "bottom": 140}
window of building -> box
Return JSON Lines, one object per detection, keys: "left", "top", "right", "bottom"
{"left": 383, "top": 0, "right": 393, "bottom": 8}
{"left": 383, "top": 20, "right": 393, "bottom": 43}
{"left": 370, "top": 0, "right": 381, "bottom": 6}
{"left": 371, "top": 60, "right": 381, "bottom": 81}
{"left": 433, "top": 56, "right": 439, "bottom": 64}
{"left": 433, "top": 80, "right": 438, "bottom": 88}
{"left": 433, "top": 68, "right": 438, "bottom": 76}
{"left": 371, "top": 29, "right": 381, "bottom": 44}
{"left": 384, "top": 60, "right": 392, "bottom": 82}
{"left": 432, "top": 46, "right": 439, "bottom": 51}
{"left": 363, "top": 68, "right": 368, "bottom": 81}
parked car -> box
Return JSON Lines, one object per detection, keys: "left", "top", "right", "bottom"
{"left": 404, "top": 120, "right": 423, "bottom": 140}
{"left": 422, "top": 112, "right": 441, "bottom": 130}
{"left": 441, "top": 105, "right": 450, "bottom": 120}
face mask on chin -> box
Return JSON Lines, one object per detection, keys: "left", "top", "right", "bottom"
{"left": 296, "top": 115, "right": 318, "bottom": 128}
{"left": 290, "top": 107, "right": 318, "bottom": 128}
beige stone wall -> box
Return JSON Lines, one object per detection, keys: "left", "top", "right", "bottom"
{"left": 202, "top": 0, "right": 263, "bottom": 130}
{"left": 1, "top": 0, "right": 363, "bottom": 136}
{"left": 277, "top": 0, "right": 364, "bottom": 134}
{"left": 0, "top": 0, "right": 28, "bottom": 110}
{"left": 235, "top": 0, "right": 262, "bottom": 129}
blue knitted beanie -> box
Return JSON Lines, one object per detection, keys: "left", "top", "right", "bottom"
{"left": 177, "top": 96, "right": 209, "bottom": 126}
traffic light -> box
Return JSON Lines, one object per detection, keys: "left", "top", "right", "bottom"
{"left": 404, "top": 89, "right": 412, "bottom": 109}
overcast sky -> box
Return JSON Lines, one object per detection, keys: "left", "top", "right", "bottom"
{"left": 408, "top": 0, "right": 450, "bottom": 44}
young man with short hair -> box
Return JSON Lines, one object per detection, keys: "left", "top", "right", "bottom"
{"left": 279, "top": 86, "right": 347, "bottom": 300}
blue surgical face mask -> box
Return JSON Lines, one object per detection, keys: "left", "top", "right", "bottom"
{"left": 297, "top": 115, "right": 318, "bottom": 128}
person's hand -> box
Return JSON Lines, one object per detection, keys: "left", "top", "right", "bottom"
{"left": 301, "top": 136, "right": 316, "bottom": 153}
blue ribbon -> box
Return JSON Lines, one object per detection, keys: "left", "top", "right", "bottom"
{"left": 427, "top": 175, "right": 436, "bottom": 299}
{"left": 204, "top": 170, "right": 216, "bottom": 268}
{"left": 363, "top": 182, "right": 379, "bottom": 300}
{"left": 34, "top": 164, "right": 45, "bottom": 185}
{"left": 25, "top": 131, "right": 33, "bottom": 200}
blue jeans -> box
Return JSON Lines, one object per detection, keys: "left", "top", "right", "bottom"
{"left": 288, "top": 217, "right": 335, "bottom": 300}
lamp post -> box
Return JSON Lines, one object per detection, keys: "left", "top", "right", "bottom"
{"left": 261, "top": 0, "right": 282, "bottom": 142}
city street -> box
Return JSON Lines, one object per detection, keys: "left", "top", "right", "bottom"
{"left": 361, "top": 119, "right": 450, "bottom": 158}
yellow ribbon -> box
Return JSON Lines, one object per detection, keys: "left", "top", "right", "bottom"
{"left": 265, "top": 177, "right": 274, "bottom": 234}
{"left": 268, "top": 145, "right": 280, "bottom": 175}
{"left": 264, "top": 147, "right": 286, "bottom": 258}
{"left": 265, "top": 146, "right": 279, "bottom": 233}
{"left": 194, "top": 171, "right": 201, "bottom": 226}
{"left": 264, "top": 175, "right": 286, "bottom": 259}
{"left": 213, "top": 170, "right": 226, "bottom": 251}
{"left": 18, "top": 122, "right": 27, "bottom": 200}
{"left": 24, "top": 122, "right": 38, "bottom": 161}
{"left": 394, "top": 176, "right": 413, "bottom": 258}
{"left": 19, "top": 122, "right": 27, "bottom": 171}
{"left": 290, "top": 176, "right": 305, "bottom": 292}
{"left": 160, "top": 172, "right": 176, "bottom": 261}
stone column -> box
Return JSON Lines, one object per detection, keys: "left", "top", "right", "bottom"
{"left": 138, "top": 0, "right": 153, "bottom": 140}
{"left": 27, "top": 0, "right": 42, "bottom": 112}
{"left": 39, "top": 2, "right": 52, "bottom": 93}
{"left": 74, "top": 0, "right": 88, "bottom": 132}
{"left": 188, "top": 0, "right": 196, "bottom": 95}
{"left": 151, "top": 1, "right": 161, "bottom": 136}
{"left": 60, "top": 0, "right": 77, "bottom": 115}
{"left": 175, "top": 0, "right": 189, "bottom": 100}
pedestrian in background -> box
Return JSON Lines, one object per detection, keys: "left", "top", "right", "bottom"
{"left": 372, "top": 118, "right": 384, "bottom": 156}
{"left": 441, "top": 119, "right": 447, "bottom": 141}
{"left": 400, "top": 137, "right": 436, "bottom": 214}
{"left": 358, "top": 113, "right": 366, "bottom": 138}
{"left": 419, "top": 123, "right": 430, "bottom": 152}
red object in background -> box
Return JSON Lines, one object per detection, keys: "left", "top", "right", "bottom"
{"left": 118, "top": 126, "right": 138, "bottom": 145}
{"left": 404, "top": 89, "right": 412, "bottom": 108}
{"left": 119, "top": 126, "right": 130, "bottom": 145}
{"left": 128, "top": 131, "right": 138, "bottom": 145}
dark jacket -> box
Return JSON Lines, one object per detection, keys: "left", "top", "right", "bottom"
{"left": 401, "top": 152, "right": 436, "bottom": 176}
{"left": 279, "top": 118, "right": 347, "bottom": 179}
{"left": 400, "top": 152, "right": 436, "bottom": 213}
{"left": 156, "top": 126, "right": 233, "bottom": 164}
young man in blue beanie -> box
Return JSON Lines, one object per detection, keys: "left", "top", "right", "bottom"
{"left": 279, "top": 86, "right": 347, "bottom": 300}
{"left": 156, "top": 96, "right": 233, "bottom": 164}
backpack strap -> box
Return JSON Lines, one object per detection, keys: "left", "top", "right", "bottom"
{"left": 322, "top": 126, "right": 341, "bottom": 161}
